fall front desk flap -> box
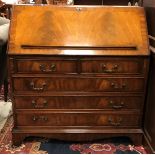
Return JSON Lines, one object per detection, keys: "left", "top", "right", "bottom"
{"left": 8, "top": 5, "right": 149, "bottom": 56}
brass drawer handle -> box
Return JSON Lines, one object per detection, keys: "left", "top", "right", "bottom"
{"left": 109, "top": 101, "right": 125, "bottom": 109}
{"left": 111, "top": 82, "right": 126, "bottom": 89}
{"left": 32, "top": 116, "right": 48, "bottom": 122}
{"left": 31, "top": 100, "right": 48, "bottom": 108}
{"left": 40, "top": 64, "right": 56, "bottom": 72}
{"left": 101, "top": 64, "right": 119, "bottom": 73}
{"left": 108, "top": 117, "right": 122, "bottom": 126}
{"left": 30, "top": 82, "right": 46, "bottom": 91}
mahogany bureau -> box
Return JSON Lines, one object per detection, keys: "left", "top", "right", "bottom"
{"left": 8, "top": 5, "right": 150, "bottom": 146}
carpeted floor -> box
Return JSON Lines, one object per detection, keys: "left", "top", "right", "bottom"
{"left": 39, "top": 138, "right": 147, "bottom": 154}
{"left": 0, "top": 116, "right": 46, "bottom": 154}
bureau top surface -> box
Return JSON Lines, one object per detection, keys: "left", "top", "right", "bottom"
{"left": 8, "top": 5, "right": 149, "bottom": 56}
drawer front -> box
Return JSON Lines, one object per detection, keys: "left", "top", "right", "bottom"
{"left": 15, "top": 59, "right": 77, "bottom": 74}
{"left": 16, "top": 112, "right": 140, "bottom": 127}
{"left": 13, "top": 77, "right": 144, "bottom": 93}
{"left": 15, "top": 96, "right": 143, "bottom": 110}
{"left": 81, "top": 59, "right": 144, "bottom": 74}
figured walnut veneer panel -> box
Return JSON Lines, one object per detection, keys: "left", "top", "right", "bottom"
{"left": 8, "top": 5, "right": 149, "bottom": 55}
{"left": 14, "top": 95, "right": 143, "bottom": 110}
{"left": 16, "top": 112, "right": 140, "bottom": 127}
{"left": 13, "top": 77, "right": 145, "bottom": 93}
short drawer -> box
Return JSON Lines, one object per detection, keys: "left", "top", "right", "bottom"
{"left": 16, "top": 112, "right": 140, "bottom": 127}
{"left": 81, "top": 58, "right": 144, "bottom": 75}
{"left": 13, "top": 77, "right": 144, "bottom": 93}
{"left": 15, "top": 59, "right": 77, "bottom": 74}
{"left": 14, "top": 96, "right": 143, "bottom": 110}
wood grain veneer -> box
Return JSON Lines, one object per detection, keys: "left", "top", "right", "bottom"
{"left": 8, "top": 5, "right": 150, "bottom": 146}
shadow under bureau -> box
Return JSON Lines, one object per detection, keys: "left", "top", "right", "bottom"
{"left": 8, "top": 5, "right": 150, "bottom": 146}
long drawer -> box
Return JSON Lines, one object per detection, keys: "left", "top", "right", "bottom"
{"left": 14, "top": 96, "right": 143, "bottom": 110}
{"left": 13, "top": 77, "right": 144, "bottom": 93}
{"left": 12, "top": 57, "right": 145, "bottom": 75}
{"left": 16, "top": 112, "right": 140, "bottom": 127}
